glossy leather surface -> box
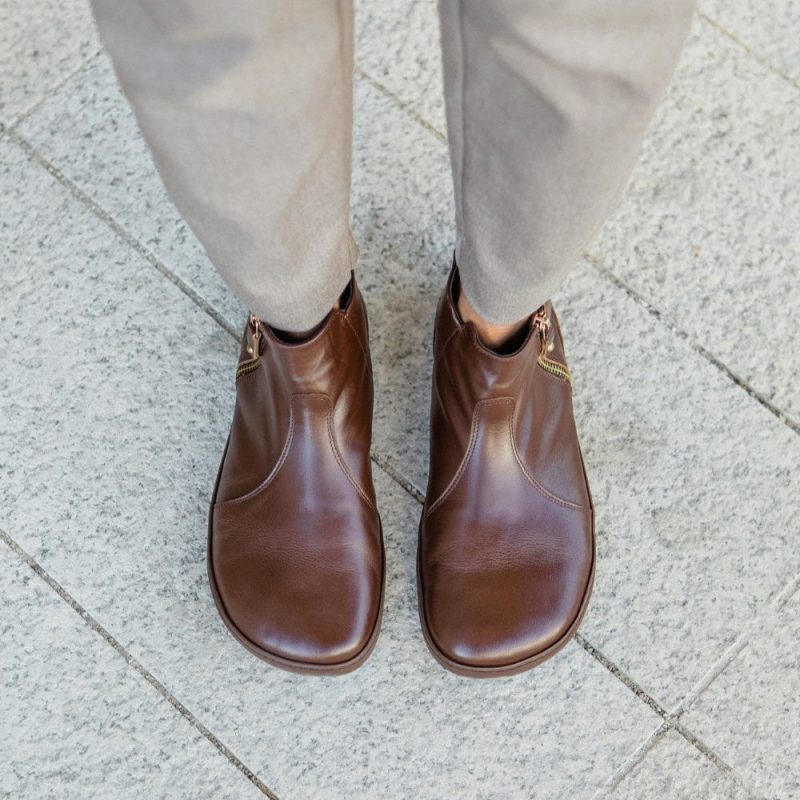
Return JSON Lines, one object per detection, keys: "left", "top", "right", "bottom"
{"left": 208, "top": 275, "right": 384, "bottom": 673}
{"left": 418, "top": 265, "right": 594, "bottom": 676}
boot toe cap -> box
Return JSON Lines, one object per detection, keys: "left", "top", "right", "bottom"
{"left": 210, "top": 508, "right": 383, "bottom": 672}
{"left": 421, "top": 526, "right": 593, "bottom": 674}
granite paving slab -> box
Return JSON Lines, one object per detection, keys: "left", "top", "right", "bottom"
{"left": 0, "top": 0, "right": 98, "bottom": 126}
{"left": 700, "top": 0, "right": 800, "bottom": 85}
{"left": 0, "top": 544, "right": 267, "bottom": 800}
{"left": 0, "top": 135, "right": 661, "bottom": 800}
{"left": 592, "top": 17, "right": 800, "bottom": 425}
{"left": 682, "top": 589, "right": 800, "bottom": 799}
{"left": 602, "top": 730, "right": 753, "bottom": 800}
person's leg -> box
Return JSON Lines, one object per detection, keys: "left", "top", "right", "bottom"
{"left": 91, "top": 0, "right": 357, "bottom": 333}
{"left": 439, "top": 0, "right": 695, "bottom": 333}
{"left": 93, "top": 0, "right": 384, "bottom": 673}
{"left": 419, "top": 0, "right": 694, "bottom": 677}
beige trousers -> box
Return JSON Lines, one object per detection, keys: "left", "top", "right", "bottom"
{"left": 91, "top": 0, "right": 694, "bottom": 330}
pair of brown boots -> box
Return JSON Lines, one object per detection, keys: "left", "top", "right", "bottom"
{"left": 208, "top": 265, "right": 594, "bottom": 677}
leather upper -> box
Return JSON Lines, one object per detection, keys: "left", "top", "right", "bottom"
{"left": 419, "top": 265, "right": 594, "bottom": 672}
{"left": 209, "top": 275, "right": 384, "bottom": 669}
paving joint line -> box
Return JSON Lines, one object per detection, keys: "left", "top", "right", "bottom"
{"left": 9, "top": 47, "right": 103, "bottom": 131}
{"left": 8, "top": 52, "right": 794, "bottom": 791}
{"left": 574, "top": 634, "right": 669, "bottom": 719}
{"left": 699, "top": 11, "right": 800, "bottom": 92}
{"left": 0, "top": 527, "right": 280, "bottom": 800}
{"left": 355, "top": 64, "right": 447, "bottom": 144}
{"left": 670, "top": 719, "right": 768, "bottom": 799}
{"left": 595, "top": 714, "right": 765, "bottom": 799}
{"left": 6, "top": 129, "right": 239, "bottom": 340}
{"left": 356, "top": 56, "right": 800, "bottom": 439}
{"left": 585, "top": 253, "right": 800, "bottom": 436}
{"left": 8, "top": 129, "right": 428, "bottom": 518}
{"left": 670, "top": 570, "right": 800, "bottom": 719}
{"left": 371, "top": 452, "right": 425, "bottom": 504}
{"left": 590, "top": 721, "right": 670, "bottom": 799}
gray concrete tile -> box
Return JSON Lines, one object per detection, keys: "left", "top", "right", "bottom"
{"left": 357, "top": 6, "right": 800, "bottom": 429}
{"left": 0, "top": 0, "right": 98, "bottom": 126}
{"left": 700, "top": 0, "right": 800, "bottom": 85}
{"left": 604, "top": 730, "right": 751, "bottom": 800}
{"left": 354, "top": 65, "right": 800, "bottom": 711}
{"left": 559, "top": 260, "right": 800, "bottom": 710}
{"left": 351, "top": 77, "right": 454, "bottom": 490}
{"left": 14, "top": 20, "right": 800, "bottom": 718}
{"left": 0, "top": 544, "right": 267, "bottom": 800}
{"left": 682, "top": 590, "right": 800, "bottom": 799}
{"left": 593, "top": 17, "right": 800, "bottom": 425}
{"left": 0, "top": 137, "right": 660, "bottom": 800}
{"left": 15, "top": 54, "right": 246, "bottom": 331}
{"left": 17, "top": 48, "right": 453, "bottom": 492}
{"left": 355, "top": 0, "right": 447, "bottom": 134}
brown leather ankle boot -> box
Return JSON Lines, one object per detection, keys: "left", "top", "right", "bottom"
{"left": 208, "top": 274, "right": 384, "bottom": 674}
{"left": 418, "top": 265, "right": 594, "bottom": 677}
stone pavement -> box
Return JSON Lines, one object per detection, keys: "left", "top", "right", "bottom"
{"left": 1, "top": 1, "right": 798, "bottom": 798}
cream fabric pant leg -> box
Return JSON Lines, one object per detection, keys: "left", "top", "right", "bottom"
{"left": 439, "top": 0, "right": 695, "bottom": 323}
{"left": 93, "top": 0, "right": 694, "bottom": 330}
{"left": 91, "top": 0, "right": 357, "bottom": 332}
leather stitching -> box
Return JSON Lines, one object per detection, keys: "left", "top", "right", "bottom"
{"left": 341, "top": 310, "right": 370, "bottom": 363}
{"left": 424, "top": 397, "right": 509, "bottom": 517}
{"left": 425, "top": 396, "right": 588, "bottom": 516}
{"left": 217, "top": 401, "right": 296, "bottom": 506}
{"left": 320, "top": 394, "right": 377, "bottom": 512}
{"left": 508, "top": 405, "right": 588, "bottom": 511}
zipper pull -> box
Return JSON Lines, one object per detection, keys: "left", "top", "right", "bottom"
{"left": 533, "top": 305, "right": 571, "bottom": 384}
{"left": 532, "top": 307, "right": 554, "bottom": 353}
{"left": 246, "top": 314, "right": 262, "bottom": 359}
{"left": 236, "top": 314, "right": 263, "bottom": 381}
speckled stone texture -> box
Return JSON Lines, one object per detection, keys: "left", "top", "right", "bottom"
{"left": 560, "top": 259, "right": 800, "bottom": 710}
{"left": 593, "top": 16, "right": 800, "bottom": 426}
{"left": 0, "top": 545, "right": 266, "bottom": 800}
{"left": 0, "top": 139, "right": 661, "bottom": 799}
{"left": 603, "top": 731, "right": 751, "bottom": 800}
{"left": 682, "top": 590, "right": 800, "bottom": 799}
{"left": 14, "top": 54, "right": 246, "bottom": 332}
{"left": 17, "top": 46, "right": 800, "bottom": 718}
{"left": 0, "top": 0, "right": 98, "bottom": 125}
{"left": 700, "top": 0, "right": 800, "bottom": 84}
{"left": 3, "top": 0, "right": 800, "bottom": 797}
{"left": 356, "top": 0, "right": 447, "bottom": 134}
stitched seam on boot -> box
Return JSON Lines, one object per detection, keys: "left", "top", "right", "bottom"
{"left": 341, "top": 311, "right": 370, "bottom": 363}
{"left": 217, "top": 404, "right": 296, "bottom": 507}
{"left": 509, "top": 408, "right": 588, "bottom": 512}
{"left": 319, "top": 394, "right": 378, "bottom": 513}
{"left": 424, "top": 397, "right": 511, "bottom": 517}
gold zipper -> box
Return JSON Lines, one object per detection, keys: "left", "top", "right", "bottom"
{"left": 533, "top": 307, "right": 572, "bottom": 385}
{"left": 235, "top": 314, "right": 263, "bottom": 380}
